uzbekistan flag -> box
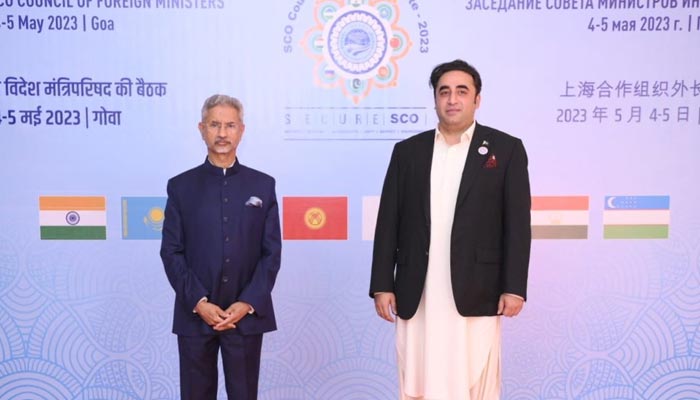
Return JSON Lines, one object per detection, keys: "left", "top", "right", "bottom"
{"left": 283, "top": 196, "right": 348, "bottom": 240}
{"left": 531, "top": 196, "right": 589, "bottom": 239}
{"left": 39, "top": 196, "right": 106, "bottom": 240}
{"left": 121, "top": 196, "right": 167, "bottom": 240}
{"left": 603, "top": 195, "right": 670, "bottom": 239}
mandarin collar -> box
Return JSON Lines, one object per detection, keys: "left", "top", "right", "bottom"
{"left": 203, "top": 156, "right": 241, "bottom": 176}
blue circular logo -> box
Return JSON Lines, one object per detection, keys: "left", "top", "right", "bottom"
{"left": 323, "top": 7, "right": 391, "bottom": 79}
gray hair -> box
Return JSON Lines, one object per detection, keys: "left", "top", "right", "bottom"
{"left": 200, "top": 94, "right": 244, "bottom": 122}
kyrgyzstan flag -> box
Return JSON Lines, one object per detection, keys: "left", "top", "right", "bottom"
{"left": 283, "top": 196, "right": 348, "bottom": 240}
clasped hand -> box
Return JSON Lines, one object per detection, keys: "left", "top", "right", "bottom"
{"left": 195, "top": 301, "right": 252, "bottom": 331}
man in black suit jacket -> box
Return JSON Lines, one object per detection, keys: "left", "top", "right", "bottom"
{"left": 161, "top": 94, "right": 281, "bottom": 400}
{"left": 370, "top": 60, "right": 531, "bottom": 398}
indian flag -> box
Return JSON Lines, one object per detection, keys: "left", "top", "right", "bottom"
{"left": 531, "top": 196, "right": 589, "bottom": 239}
{"left": 603, "top": 195, "right": 670, "bottom": 239}
{"left": 39, "top": 196, "right": 107, "bottom": 240}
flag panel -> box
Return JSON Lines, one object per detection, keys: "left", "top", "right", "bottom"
{"left": 39, "top": 196, "right": 107, "bottom": 240}
{"left": 362, "top": 196, "right": 380, "bottom": 241}
{"left": 122, "top": 197, "right": 167, "bottom": 240}
{"left": 531, "top": 196, "right": 589, "bottom": 239}
{"left": 283, "top": 196, "right": 348, "bottom": 240}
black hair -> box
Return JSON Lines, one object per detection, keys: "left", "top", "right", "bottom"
{"left": 429, "top": 59, "right": 482, "bottom": 96}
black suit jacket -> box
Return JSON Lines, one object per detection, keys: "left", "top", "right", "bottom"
{"left": 369, "top": 123, "right": 531, "bottom": 319}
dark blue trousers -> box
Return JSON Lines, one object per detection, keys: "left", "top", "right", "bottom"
{"left": 177, "top": 333, "right": 263, "bottom": 400}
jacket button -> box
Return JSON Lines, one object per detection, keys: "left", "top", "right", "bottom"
{"left": 425, "top": 250, "right": 429, "bottom": 256}
{"left": 223, "top": 197, "right": 229, "bottom": 203}
{"left": 222, "top": 276, "right": 229, "bottom": 283}
{"left": 223, "top": 216, "right": 228, "bottom": 222}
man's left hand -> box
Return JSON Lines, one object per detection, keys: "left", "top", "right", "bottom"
{"left": 497, "top": 294, "right": 524, "bottom": 317}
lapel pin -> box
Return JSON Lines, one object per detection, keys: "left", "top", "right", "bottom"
{"left": 477, "top": 140, "right": 489, "bottom": 155}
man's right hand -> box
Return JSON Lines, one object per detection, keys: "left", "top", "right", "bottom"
{"left": 195, "top": 300, "right": 236, "bottom": 330}
{"left": 374, "top": 292, "right": 397, "bottom": 323}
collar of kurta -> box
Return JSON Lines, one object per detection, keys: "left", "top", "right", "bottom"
{"left": 434, "top": 120, "right": 477, "bottom": 144}
{"left": 203, "top": 156, "right": 241, "bottom": 176}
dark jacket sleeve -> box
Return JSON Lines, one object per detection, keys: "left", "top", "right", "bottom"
{"left": 502, "top": 138, "right": 531, "bottom": 299}
{"left": 160, "top": 179, "right": 209, "bottom": 312}
{"left": 369, "top": 143, "right": 401, "bottom": 297}
{"left": 238, "top": 181, "right": 282, "bottom": 317}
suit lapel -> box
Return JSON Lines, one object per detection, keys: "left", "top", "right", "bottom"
{"left": 456, "top": 123, "right": 491, "bottom": 208}
{"left": 415, "top": 130, "right": 435, "bottom": 228}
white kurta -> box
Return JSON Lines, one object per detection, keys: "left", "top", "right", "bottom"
{"left": 396, "top": 124, "right": 501, "bottom": 400}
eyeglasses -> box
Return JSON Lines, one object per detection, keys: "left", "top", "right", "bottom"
{"left": 206, "top": 121, "right": 239, "bottom": 132}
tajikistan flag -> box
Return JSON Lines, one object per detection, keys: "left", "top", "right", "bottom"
{"left": 39, "top": 196, "right": 107, "bottom": 240}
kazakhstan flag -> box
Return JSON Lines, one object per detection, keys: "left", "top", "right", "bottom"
{"left": 121, "top": 196, "right": 167, "bottom": 240}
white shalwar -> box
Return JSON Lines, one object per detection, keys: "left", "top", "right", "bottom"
{"left": 396, "top": 124, "right": 501, "bottom": 400}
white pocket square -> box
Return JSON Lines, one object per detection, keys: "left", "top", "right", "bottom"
{"left": 245, "top": 196, "right": 263, "bottom": 207}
